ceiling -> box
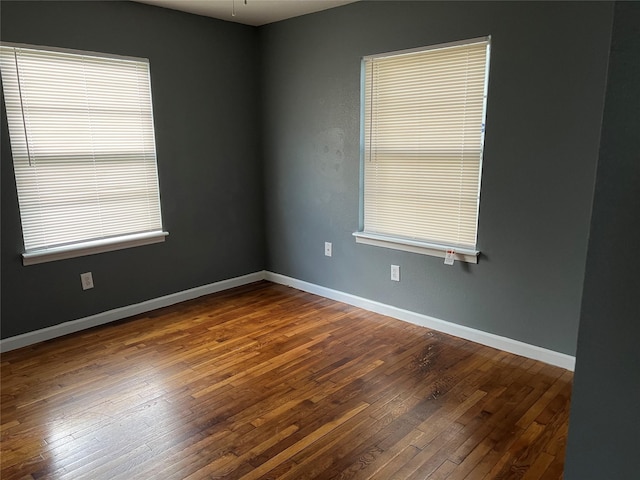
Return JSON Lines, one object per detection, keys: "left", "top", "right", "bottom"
{"left": 134, "top": 0, "right": 358, "bottom": 26}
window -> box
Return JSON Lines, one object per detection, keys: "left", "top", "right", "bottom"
{"left": 0, "top": 43, "right": 167, "bottom": 265}
{"left": 354, "top": 37, "right": 491, "bottom": 263}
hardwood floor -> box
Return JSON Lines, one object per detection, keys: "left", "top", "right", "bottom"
{"left": 1, "top": 281, "right": 572, "bottom": 479}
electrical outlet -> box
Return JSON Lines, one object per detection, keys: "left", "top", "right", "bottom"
{"left": 325, "top": 242, "right": 332, "bottom": 257}
{"left": 80, "top": 272, "right": 94, "bottom": 290}
{"left": 391, "top": 265, "right": 400, "bottom": 282}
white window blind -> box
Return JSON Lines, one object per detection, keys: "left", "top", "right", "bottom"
{"left": 0, "top": 43, "right": 165, "bottom": 263}
{"left": 361, "top": 37, "right": 490, "bottom": 253}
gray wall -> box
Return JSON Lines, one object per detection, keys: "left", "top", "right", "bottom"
{"left": 260, "top": 1, "right": 613, "bottom": 355}
{"left": 565, "top": 2, "right": 640, "bottom": 478}
{"left": 0, "top": 1, "right": 618, "bottom": 359}
{"left": 3, "top": 2, "right": 637, "bottom": 475}
{"left": 1, "top": 1, "right": 265, "bottom": 338}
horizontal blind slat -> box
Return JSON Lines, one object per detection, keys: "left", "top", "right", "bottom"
{"left": 0, "top": 44, "right": 163, "bottom": 252}
{"left": 363, "top": 39, "right": 489, "bottom": 249}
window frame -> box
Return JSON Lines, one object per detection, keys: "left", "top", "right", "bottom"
{"left": 0, "top": 42, "right": 168, "bottom": 265}
{"left": 354, "top": 37, "right": 491, "bottom": 264}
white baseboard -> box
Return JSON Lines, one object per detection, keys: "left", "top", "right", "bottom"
{"left": 265, "top": 272, "right": 576, "bottom": 371}
{"left": 1, "top": 269, "right": 576, "bottom": 371}
{"left": 0, "top": 271, "right": 267, "bottom": 353}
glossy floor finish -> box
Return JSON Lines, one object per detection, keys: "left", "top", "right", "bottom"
{"left": 1, "top": 281, "right": 573, "bottom": 479}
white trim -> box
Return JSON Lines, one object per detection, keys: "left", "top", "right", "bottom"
{"left": 1, "top": 41, "right": 149, "bottom": 64}
{"left": 1, "top": 269, "right": 576, "bottom": 371}
{"left": 363, "top": 36, "right": 491, "bottom": 61}
{"left": 353, "top": 231, "right": 479, "bottom": 264}
{"left": 0, "top": 271, "right": 266, "bottom": 352}
{"left": 23, "top": 231, "right": 169, "bottom": 266}
{"left": 265, "top": 272, "right": 575, "bottom": 371}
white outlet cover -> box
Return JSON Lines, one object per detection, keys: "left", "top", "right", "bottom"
{"left": 391, "top": 265, "right": 400, "bottom": 281}
{"left": 325, "top": 242, "right": 332, "bottom": 257}
{"left": 81, "top": 272, "right": 94, "bottom": 290}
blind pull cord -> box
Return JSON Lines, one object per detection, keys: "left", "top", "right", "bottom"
{"left": 13, "top": 50, "right": 33, "bottom": 167}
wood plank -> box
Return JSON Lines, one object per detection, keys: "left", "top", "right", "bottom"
{"left": 0, "top": 281, "right": 572, "bottom": 479}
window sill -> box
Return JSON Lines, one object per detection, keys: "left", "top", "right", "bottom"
{"left": 353, "top": 231, "right": 479, "bottom": 264}
{"left": 22, "top": 231, "right": 169, "bottom": 266}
